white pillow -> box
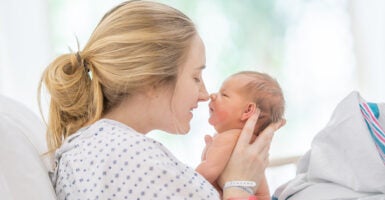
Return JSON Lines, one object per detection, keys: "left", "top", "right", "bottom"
{"left": 0, "top": 95, "right": 56, "bottom": 200}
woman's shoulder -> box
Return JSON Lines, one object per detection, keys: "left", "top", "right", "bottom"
{"left": 56, "top": 119, "right": 166, "bottom": 162}
{"left": 54, "top": 119, "right": 219, "bottom": 199}
{"left": 84, "top": 119, "right": 160, "bottom": 145}
{"left": 84, "top": 119, "right": 179, "bottom": 163}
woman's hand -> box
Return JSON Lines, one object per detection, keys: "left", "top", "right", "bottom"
{"left": 219, "top": 109, "right": 285, "bottom": 197}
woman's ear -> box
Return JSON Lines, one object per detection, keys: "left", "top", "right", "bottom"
{"left": 241, "top": 103, "right": 257, "bottom": 121}
{"left": 147, "top": 84, "right": 164, "bottom": 98}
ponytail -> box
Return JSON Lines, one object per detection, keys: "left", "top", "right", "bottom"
{"left": 38, "top": 52, "right": 103, "bottom": 152}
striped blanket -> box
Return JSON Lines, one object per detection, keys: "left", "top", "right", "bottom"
{"left": 273, "top": 91, "right": 385, "bottom": 200}
{"left": 360, "top": 102, "right": 385, "bottom": 164}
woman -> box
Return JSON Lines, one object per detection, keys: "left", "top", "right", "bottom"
{"left": 39, "top": 1, "right": 284, "bottom": 199}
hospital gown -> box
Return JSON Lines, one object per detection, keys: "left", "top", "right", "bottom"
{"left": 50, "top": 119, "right": 219, "bottom": 200}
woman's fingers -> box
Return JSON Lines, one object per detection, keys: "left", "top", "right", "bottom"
{"left": 277, "top": 119, "right": 286, "bottom": 129}
{"left": 237, "top": 109, "right": 260, "bottom": 146}
{"left": 255, "top": 119, "right": 286, "bottom": 167}
{"left": 219, "top": 117, "right": 286, "bottom": 188}
{"left": 252, "top": 119, "right": 286, "bottom": 151}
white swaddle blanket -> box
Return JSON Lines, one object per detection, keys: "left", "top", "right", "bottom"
{"left": 273, "top": 91, "right": 385, "bottom": 200}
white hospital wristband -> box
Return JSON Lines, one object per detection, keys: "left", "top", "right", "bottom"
{"left": 223, "top": 181, "right": 257, "bottom": 194}
{"left": 224, "top": 181, "right": 257, "bottom": 188}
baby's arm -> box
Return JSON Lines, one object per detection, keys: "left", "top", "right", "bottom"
{"left": 196, "top": 130, "right": 240, "bottom": 184}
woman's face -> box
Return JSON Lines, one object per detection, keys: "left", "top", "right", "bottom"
{"left": 165, "top": 35, "right": 209, "bottom": 134}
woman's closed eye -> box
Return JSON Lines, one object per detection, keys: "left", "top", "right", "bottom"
{"left": 194, "top": 77, "right": 201, "bottom": 83}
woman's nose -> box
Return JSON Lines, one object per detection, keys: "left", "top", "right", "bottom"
{"left": 198, "top": 84, "right": 209, "bottom": 102}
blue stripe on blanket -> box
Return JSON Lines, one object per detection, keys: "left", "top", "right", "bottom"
{"left": 362, "top": 104, "right": 385, "bottom": 139}
{"left": 368, "top": 103, "right": 379, "bottom": 118}
{"left": 360, "top": 102, "right": 385, "bottom": 165}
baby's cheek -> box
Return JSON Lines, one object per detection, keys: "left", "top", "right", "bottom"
{"left": 215, "top": 109, "right": 230, "bottom": 122}
{"left": 209, "top": 109, "right": 228, "bottom": 125}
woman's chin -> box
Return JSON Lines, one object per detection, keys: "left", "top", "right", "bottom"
{"left": 173, "top": 124, "right": 190, "bottom": 134}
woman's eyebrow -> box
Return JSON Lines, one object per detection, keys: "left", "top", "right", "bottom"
{"left": 195, "top": 65, "right": 206, "bottom": 70}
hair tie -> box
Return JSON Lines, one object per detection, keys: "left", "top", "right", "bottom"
{"left": 76, "top": 52, "right": 92, "bottom": 80}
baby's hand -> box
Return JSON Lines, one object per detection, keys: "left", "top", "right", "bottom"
{"left": 201, "top": 134, "right": 213, "bottom": 161}
{"left": 204, "top": 134, "right": 213, "bottom": 145}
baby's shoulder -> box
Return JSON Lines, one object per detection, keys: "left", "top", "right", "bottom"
{"left": 226, "top": 129, "right": 242, "bottom": 134}
{"left": 213, "top": 129, "right": 241, "bottom": 142}
{"left": 216, "top": 129, "right": 241, "bottom": 136}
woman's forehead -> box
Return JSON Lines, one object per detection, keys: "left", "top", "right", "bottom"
{"left": 179, "top": 35, "right": 206, "bottom": 73}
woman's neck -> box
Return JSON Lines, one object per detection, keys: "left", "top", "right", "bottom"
{"left": 102, "top": 94, "right": 155, "bottom": 134}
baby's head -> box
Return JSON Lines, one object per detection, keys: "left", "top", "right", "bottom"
{"left": 208, "top": 71, "right": 285, "bottom": 135}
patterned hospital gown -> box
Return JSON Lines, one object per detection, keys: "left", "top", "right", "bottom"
{"left": 50, "top": 119, "right": 219, "bottom": 200}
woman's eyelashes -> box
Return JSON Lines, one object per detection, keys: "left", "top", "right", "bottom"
{"left": 194, "top": 77, "right": 201, "bottom": 83}
{"left": 193, "top": 74, "right": 202, "bottom": 83}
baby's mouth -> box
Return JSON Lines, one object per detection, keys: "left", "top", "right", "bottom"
{"left": 208, "top": 104, "right": 214, "bottom": 112}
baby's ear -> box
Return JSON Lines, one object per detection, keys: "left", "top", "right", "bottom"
{"left": 241, "top": 103, "right": 257, "bottom": 121}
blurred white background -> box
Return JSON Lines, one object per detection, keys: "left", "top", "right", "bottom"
{"left": 0, "top": 0, "right": 384, "bottom": 193}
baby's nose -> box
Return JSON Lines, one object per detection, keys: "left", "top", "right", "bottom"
{"left": 210, "top": 93, "right": 216, "bottom": 100}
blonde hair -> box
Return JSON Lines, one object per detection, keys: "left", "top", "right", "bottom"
{"left": 39, "top": 0, "right": 197, "bottom": 152}
{"left": 231, "top": 71, "right": 285, "bottom": 134}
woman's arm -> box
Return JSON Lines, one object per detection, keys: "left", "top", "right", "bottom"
{"left": 255, "top": 174, "right": 270, "bottom": 200}
{"left": 218, "top": 110, "right": 285, "bottom": 199}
